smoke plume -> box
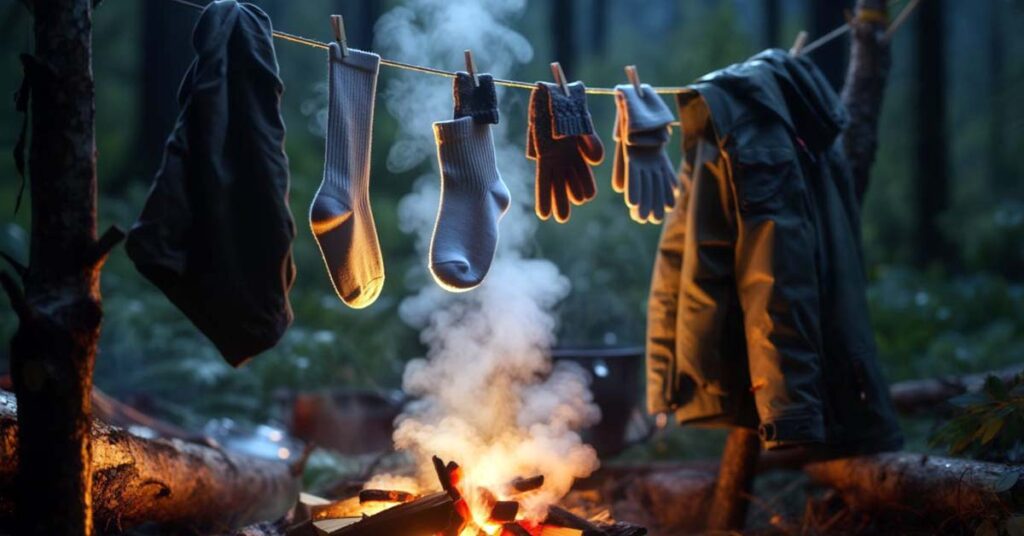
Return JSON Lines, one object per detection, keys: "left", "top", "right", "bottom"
{"left": 369, "top": 0, "right": 601, "bottom": 520}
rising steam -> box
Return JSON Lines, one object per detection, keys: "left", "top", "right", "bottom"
{"left": 368, "top": 0, "right": 602, "bottom": 521}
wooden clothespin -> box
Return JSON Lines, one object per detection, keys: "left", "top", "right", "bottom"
{"left": 330, "top": 14, "right": 349, "bottom": 57}
{"left": 789, "top": 30, "right": 808, "bottom": 56}
{"left": 464, "top": 49, "right": 479, "bottom": 87}
{"left": 625, "top": 65, "right": 643, "bottom": 96}
{"left": 550, "top": 62, "right": 570, "bottom": 96}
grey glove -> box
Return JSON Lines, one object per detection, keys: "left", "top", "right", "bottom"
{"left": 612, "top": 84, "right": 679, "bottom": 224}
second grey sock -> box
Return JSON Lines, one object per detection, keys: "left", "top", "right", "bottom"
{"left": 429, "top": 116, "right": 511, "bottom": 291}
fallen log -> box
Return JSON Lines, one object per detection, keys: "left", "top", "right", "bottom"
{"left": 889, "top": 364, "right": 1023, "bottom": 414}
{"left": 0, "top": 390, "right": 299, "bottom": 533}
{"left": 804, "top": 452, "right": 1024, "bottom": 520}
{"left": 607, "top": 452, "right": 1022, "bottom": 531}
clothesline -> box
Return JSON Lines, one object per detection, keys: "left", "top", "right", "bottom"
{"left": 164, "top": 0, "right": 920, "bottom": 96}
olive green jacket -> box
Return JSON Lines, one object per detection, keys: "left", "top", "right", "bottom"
{"left": 647, "top": 50, "right": 901, "bottom": 452}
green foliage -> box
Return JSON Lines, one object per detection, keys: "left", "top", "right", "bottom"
{"left": 868, "top": 267, "right": 1024, "bottom": 382}
{"left": 930, "top": 374, "right": 1024, "bottom": 462}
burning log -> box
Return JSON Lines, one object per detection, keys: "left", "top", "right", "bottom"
{"left": 538, "top": 528, "right": 584, "bottom": 536}
{"left": 544, "top": 506, "right": 603, "bottom": 536}
{"left": 329, "top": 491, "right": 459, "bottom": 536}
{"left": 358, "top": 489, "right": 416, "bottom": 504}
{"left": 502, "top": 522, "right": 533, "bottom": 536}
{"left": 509, "top": 475, "right": 545, "bottom": 493}
{"left": 0, "top": 390, "right": 298, "bottom": 533}
{"left": 433, "top": 455, "right": 457, "bottom": 498}
{"left": 489, "top": 501, "right": 519, "bottom": 523}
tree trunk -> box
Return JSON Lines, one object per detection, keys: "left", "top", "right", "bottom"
{"left": 0, "top": 391, "right": 299, "bottom": 534}
{"left": 810, "top": 0, "right": 850, "bottom": 89}
{"left": 763, "top": 0, "right": 780, "bottom": 50}
{"left": 3, "top": 1, "right": 121, "bottom": 534}
{"left": 706, "top": 427, "right": 760, "bottom": 531}
{"left": 139, "top": 0, "right": 202, "bottom": 182}
{"left": 913, "top": 0, "right": 952, "bottom": 267}
{"left": 550, "top": 0, "right": 576, "bottom": 77}
{"left": 840, "top": 0, "right": 891, "bottom": 205}
{"left": 589, "top": 0, "right": 608, "bottom": 58}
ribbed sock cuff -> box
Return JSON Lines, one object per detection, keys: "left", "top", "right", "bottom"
{"left": 330, "top": 43, "right": 380, "bottom": 74}
{"left": 433, "top": 116, "right": 498, "bottom": 189}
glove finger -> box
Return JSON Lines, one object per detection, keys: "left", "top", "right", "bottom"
{"left": 553, "top": 185, "right": 571, "bottom": 223}
{"left": 583, "top": 173, "right": 597, "bottom": 201}
{"left": 628, "top": 202, "right": 646, "bottom": 224}
{"left": 626, "top": 161, "right": 643, "bottom": 208}
{"left": 650, "top": 173, "right": 666, "bottom": 223}
{"left": 577, "top": 161, "right": 597, "bottom": 202}
{"left": 638, "top": 170, "right": 653, "bottom": 221}
{"left": 578, "top": 134, "right": 605, "bottom": 166}
{"left": 535, "top": 168, "right": 552, "bottom": 220}
{"left": 612, "top": 143, "right": 626, "bottom": 193}
{"left": 565, "top": 167, "right": 586, "bottom": 205}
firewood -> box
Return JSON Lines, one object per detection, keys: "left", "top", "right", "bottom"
{"left": 598, "top": 523, "right": 647, "bottom": 536}
{"left": 544, "top": 506, "right": 603, "bottom": 536}
{"left": 330, "top": 491, "right": 459, "bottom": 536}
{"left": 309, "top": 498, "right": 362, "bottom": 521}
{"left": 502, "top": 523, "right": 532, "bottom": 536}
{"left": 539, "top": 527, "right": 584, "bottom": 536}
{"left": 312, "top": 518, "right": 361, "bottom": 535}
{"left": 509, "top": 475, "right": 545, "bottom": 493}
{"left": 489, "top": 500, "right": 519, "bottom": 523}
{"left": 0, "top": 390, "right": 299, "bottom": 534}
{"left": 358, "top": 489, "right": 416, "bottom": 504}
{"left": 433, "top": 455, "right": 458, "bottom": 499}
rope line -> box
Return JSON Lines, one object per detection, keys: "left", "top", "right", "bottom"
{"left": 165, "top": 0, "right": 919, "bottom": 96}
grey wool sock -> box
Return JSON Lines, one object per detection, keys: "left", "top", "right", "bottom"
{"left": 430, "top": 116, "right": 511, "bottom": 291}
{"left": 309, "top": 44, "right": 385, "bottom": 309}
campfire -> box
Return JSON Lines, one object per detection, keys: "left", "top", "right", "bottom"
{"left": 307, "top": 455, "right": 645, "bottom": 536}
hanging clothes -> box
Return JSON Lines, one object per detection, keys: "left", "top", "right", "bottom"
{"left": 526, "top": 81, "right": 603, "bottom": 222}
{"left": 611, "top": 84, "right": 679, "bottom": 224}
{"left": 125, "top": 0, "right": 295, "bottom": 366}
{"left": 646, "top": 49, "right": 902, "bottom": 453}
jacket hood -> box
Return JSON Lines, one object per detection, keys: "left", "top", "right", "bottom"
{"left": 693, "top": 48, "right": 847, "bottom": 152}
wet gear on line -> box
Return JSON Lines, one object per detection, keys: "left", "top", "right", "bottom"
{"left": 612, "top": 84, "right": 679, "bottom": 224}
{"left": 527, "top": 81, "right": 603, "bottom": 223}
{"left": 645, "top": 49, "right": 902, "bottom": 453}
{"left": 125, "top": 0, "right": 295, "bottom": 366}
{"left": 309, "top": 45, "right": 385, "bottom": 309}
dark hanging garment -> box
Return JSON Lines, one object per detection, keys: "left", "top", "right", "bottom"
{"left": 646, "top": 49, "right": 901, "bottom": 454}
{"left": 125, "top": 0, "right": 295, "bottom": 366}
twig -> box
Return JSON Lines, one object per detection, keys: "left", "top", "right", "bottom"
{"left": 85, "top": 224, "right": 125, "bottom": 268}
{"left": 290, "top": 442, "right": 317, "bottom": 477}
{"left": 885, "top": 0, "right": 925, "bottom": 40}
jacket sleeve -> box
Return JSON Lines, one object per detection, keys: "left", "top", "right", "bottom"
{"left": 645, "top": 168, "right": 688, "bottom": 414}
{"left": 731, "top": 141, "right": 825, "bottom": 447}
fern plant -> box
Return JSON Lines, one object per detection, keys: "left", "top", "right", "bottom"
{"left": 930, "top": 373, "right": 1024, "bottom": 463}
